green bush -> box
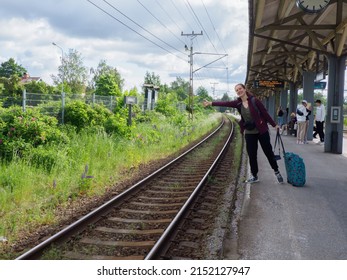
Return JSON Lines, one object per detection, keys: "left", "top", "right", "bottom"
{"left": 64, "top": 101, "right": 114, "bottom": 131}
{"left": 88, "top": 104, "right": 113, "bottom": 126}
{"left": 135, "top": 110, "right": 163, "bottom": 123}
{"left": 64, "top": 101, "right": 92, "bottom": 130}
{"left": 25, "top": 146, "right": 68, "bottom": 173}
{"left": 37, "top": 100, "right": 61, "bottom": 119}
{"left": 155, "top": 98, "right": 178, "bottom": 117}
{"left": 0, "top": 106, "right": 68, "bottom": 160}
{"left": 104, "top": 110, "right": 132, "bottom": 137}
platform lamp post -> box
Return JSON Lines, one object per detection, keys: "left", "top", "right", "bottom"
{"left": 52, "top": 42, "right": 65, "bottom": 124}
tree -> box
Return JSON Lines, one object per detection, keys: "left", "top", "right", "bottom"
{"left": 124, "top": 86, "right": 139, "bottom": 97}
{"left": 170, "top": 77, "right": 189, "bottom": 101}
{"left": 90, "top": 60, "right": 124, "bottom": 92}
{"left": 144, "top": 71, "right": 161, "bottom": 88}
{"left": 94, "top": 73, "right": 122, "bottom": 97}
{"left": 217, "top": 92, "right": 231, "bottom": 112}
{"left": 196, "top": 86, "right": 211, "bottom": 102}
{"left": 24, "top": 80, "right": 55, "bottom": 94}
{"left": 0, "top": 58, "right": 27, "bottom": 78}
{"left": 51, "top": 49, "right": 88, "bottom": 94}
{"left": 155, "top": 91, "right": 179, "bottom": 117}
{"left": 0, "top": 75, "right": 23, "bottom": 96}
{"left": 221, "top": 92, "right": 231, "bottom": 101}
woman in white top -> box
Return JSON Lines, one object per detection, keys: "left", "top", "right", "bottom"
{"left": 296, "top": 100, "right": 308, "bottom": 144}
{"left": 315, "top": 99, "right": 325, "bottom": 143}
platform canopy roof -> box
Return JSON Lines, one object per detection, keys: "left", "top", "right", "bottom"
{"left": 246, "top": 0, "right": 347, "bottom": 94}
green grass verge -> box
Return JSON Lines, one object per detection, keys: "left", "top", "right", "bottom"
{"left": 0, "top": 113, "right": 221, "bottom": 253}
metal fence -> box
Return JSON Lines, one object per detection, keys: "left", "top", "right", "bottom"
{"left": 0, "top": 91, "right": 187, "bottom": 123}
{"left": 0, "top": 90, "right": 117, "bottom": 123}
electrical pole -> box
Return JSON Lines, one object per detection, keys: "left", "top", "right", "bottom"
{"left": 211, "top": 82, "right": 219, "bottom": 100}
{"left": 181, "top": 31, "right": 203, "bottom": 119}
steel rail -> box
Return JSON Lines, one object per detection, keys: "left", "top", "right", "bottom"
{"left": 16, "top": 118, "right": 225, "bottom": 260}
{"left": 145, "top": 118, "right": 234, "bottom": 259}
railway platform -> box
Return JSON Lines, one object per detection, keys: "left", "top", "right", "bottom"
{"left": 230, "top": 129, "right": 347, "bottom": 260}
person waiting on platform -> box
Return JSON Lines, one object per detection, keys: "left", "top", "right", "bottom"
{"left": 296, "top": 100, "right": 308, "bottom": 144}
{"left": 314, "top": 99, "right": 325, "bottom": 145}
{"left": 277, "top": 106, "right": 284, "bottom": 129}
{"left": 304, "top": 102, "right": 312, "bottom": 144}
{"left": 203, "top": 83, "right": 284, "bottom": 184}
{"left": 288, "top": 112, "right": 297, "bottom": 137}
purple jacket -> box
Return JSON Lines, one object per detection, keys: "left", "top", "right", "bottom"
{"left": 212, "top": 95, "right": 276, "bottom": 135}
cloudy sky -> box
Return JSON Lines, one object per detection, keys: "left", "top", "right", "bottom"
{"left": 0, "top": 0, "right": 249, "bottom": 98}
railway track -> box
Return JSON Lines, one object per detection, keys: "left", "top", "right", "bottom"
{"left": 17, "top": 116, "right": 234, "bottom": 260}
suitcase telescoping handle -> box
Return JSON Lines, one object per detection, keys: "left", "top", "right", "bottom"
{"left": 274, "top": 130, "right": 286, "bottom": 156}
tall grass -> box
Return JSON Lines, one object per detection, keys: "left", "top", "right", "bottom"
{"left": 0, "top": 113, "right": 221, "bottom": 246}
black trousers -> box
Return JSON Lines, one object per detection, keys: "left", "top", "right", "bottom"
{"left": 316, "top": 121, "right": 325, "bottom": 142}
{"left": 245, "top": 131, "right": 278, "bottom": 177}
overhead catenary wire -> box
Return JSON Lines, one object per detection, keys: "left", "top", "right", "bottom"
{"left": 169, "top": 0, "right": 194, "bottom": 43}
{"left": 86, "top": 0, "right": 186, "bottom": 62}
{"left": 154, "top": 0, "right": 189, "bottom": 46}
{"left": 182, "top": 0, "right": 201, "bottom": 31}
{"left": 185, "top": 0, "right": 227, "bottom": 68}
{"left": 185, "top": 0, "right": 217, "bottom": 53}
{"left": 185, "top": 0, "right": 227, "bottom": 67}
{"left": 87, "top": 0, "right": 228, "bottom": 93}
{"left": 102, "top": 0, "right": 187, "bottom": 56}
{"left": 201, "top": 0, "right": 228, "bottom": 54}
{"left": 137, "top": 0, "right": 186, "bottom": 46}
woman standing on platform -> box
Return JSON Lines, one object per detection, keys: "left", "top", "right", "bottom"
{"left": 277, "top": 106, "right": 284, "bottom": 129}
{"left": 203, "top": 83, "right": 284, "bottom": 184}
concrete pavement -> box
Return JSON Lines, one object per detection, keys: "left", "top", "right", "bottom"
{"left": 236, "top": 130, "right": 347, "bottom": 260}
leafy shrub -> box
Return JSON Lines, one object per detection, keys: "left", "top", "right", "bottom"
{"left": 64, "top": 101, "right": 113, "bottom": 131}
{"left": 37, "top": 100, "right": 62, "bottom": 119}
{"left": 25, "top": 146, "right": 67, "bottom": 173}
{"left": 88, "top": 104, "right": 112, "bottom": 126}
{"left": 155, "top": 96, "right": 179, "bottom": 117}
{"left": 0, "top": 106, "right": 68, "bottom": 160}
{"left": 170, "top": 113, "right": 190, "bottom": 128}
{"left": 135, "top": 110, "right": 163, "bottom": 123}
{"left": 64, "top": 101, "right": 91, "bottom": 130}
{"left": 104, "top": 111, "right": 132, "bottom": 137}
{"left": 133, "top": 128, "right": 161, "bottom": 146}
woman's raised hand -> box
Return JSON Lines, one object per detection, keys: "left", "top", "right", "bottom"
{"left": 203, "top": 100, "right": 212, "bottom": 107}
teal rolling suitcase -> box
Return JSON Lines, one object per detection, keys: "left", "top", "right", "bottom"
{"left": 274, "top": 132, "right": 306, "bottom": 187}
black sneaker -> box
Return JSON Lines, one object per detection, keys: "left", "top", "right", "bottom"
{"left": 275, "top": 171, "right": 284, "bottom": 184}
{"left": 245, "top": 175, "right": 259, "bottom": 183}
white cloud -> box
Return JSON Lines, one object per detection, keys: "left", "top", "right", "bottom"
{"left": 0, "top": 0, "right": 250, "bottom": 95}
